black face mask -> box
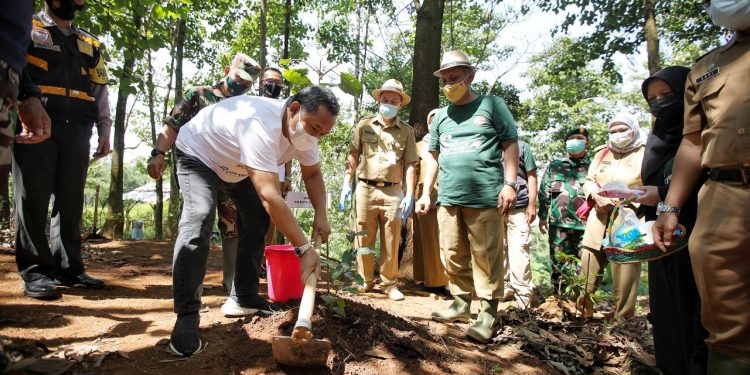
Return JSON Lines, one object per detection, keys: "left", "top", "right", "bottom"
{"left": 262, "top": 82, "right": 282, "bottom": 99}
{"left": 648, "top": 94, "right": 680, "bottom": 120}
{"left": 46, "top": 0, "right": 85, "bottom": 20}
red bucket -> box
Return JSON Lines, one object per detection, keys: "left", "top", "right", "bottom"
{"left": 264, "top": 245, "right": 303, "bottom": 302}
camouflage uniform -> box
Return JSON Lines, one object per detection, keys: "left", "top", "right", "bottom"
{"left": 164, "top": 84, "right": 237, "bottom": 240}
{"left": 0, "top": 60, "right": 19, "bottom": 200}
{"left": 538, "top": 156, "right": 590, "bottom": 285}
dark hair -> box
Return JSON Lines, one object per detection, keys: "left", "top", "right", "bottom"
{"left": 263, "top": 67, "right": 283, "bottom": 76}
{"left": 291, "top": 85, "right": 340, "bottom": 116}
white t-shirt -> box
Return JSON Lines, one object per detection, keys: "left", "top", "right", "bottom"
{"left": 175, "top": 96, "right": 319, "bottom": 183}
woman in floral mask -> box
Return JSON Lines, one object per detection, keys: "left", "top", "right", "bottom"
{"left": 577, "top": 113, "right": 646, "bottom": 321}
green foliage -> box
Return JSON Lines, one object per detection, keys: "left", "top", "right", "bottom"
{"left": 535, "top": 0, "right": 722, "bottom": 82}
{"left": 442, "top": 0, "right": 517, "bottom": 69}
{"left": 338, "top": 72, "right": 363, "bottom": 97}
{"left": 282, "top": 68, "right": 313, "bottom": 93}
{"left": 320, "top": 295, "right": 346, "bottom": 318}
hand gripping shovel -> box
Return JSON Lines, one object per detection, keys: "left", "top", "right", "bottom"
{"left": 271, "top": 236, "right": 331, "bottom": 367}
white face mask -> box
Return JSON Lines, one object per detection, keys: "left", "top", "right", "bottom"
{"left": 288, "top": 112, "right": 317, "bottom": 152}
{"left": 609, "top": 130, "right": 634, "bottom": 148}
{"left": 709, "top": 0, "right": 750, "bottom": 31}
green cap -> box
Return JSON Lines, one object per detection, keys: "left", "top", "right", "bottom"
{"left": 231, "top": 53, "right": 261, "bottom": 81}
{"left": 565, "top": 126, "right": 589, "bottom": 139}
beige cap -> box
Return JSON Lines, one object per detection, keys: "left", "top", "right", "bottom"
{"left": 371, "top": 79, "right": 411, "bottom": 105}
{"left": 433, "top": 50, "right": 476, "bottom": 77}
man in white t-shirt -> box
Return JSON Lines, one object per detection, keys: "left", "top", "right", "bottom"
{"left": 168, "top": 85, "right": 339, "bottom": 357}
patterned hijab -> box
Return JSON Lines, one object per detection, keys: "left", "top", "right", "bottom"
{"left": 607, "top": 113, "right": 648, "bottom": 153}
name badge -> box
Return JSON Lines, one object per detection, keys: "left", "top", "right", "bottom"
{"left": 696, "top": 65, "right": 719, "bottom": 84}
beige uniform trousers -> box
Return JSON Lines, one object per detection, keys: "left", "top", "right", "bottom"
{"left": 503, "top": 207, "right": 533, "bottom": 306}
{"left": 413, "top": 207, "right": 449, "bottom": 288}
{"left": 690, "top": 181, "right": 750, "bottom": 361}
{"left": 354, "top": 182, "right": 403, "bottom": 286}
{"left": 579, "top": 245, "right": 641, "bottom": 320}
{"left": 437, "top": 206, "right": 504, "bottom": 300}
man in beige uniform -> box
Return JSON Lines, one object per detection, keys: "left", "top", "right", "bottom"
{"left": 654, "top": 2, "right": 750, "bottom": 372}
{"left": 340, "top": 79, "right": 418, "bottom": 301}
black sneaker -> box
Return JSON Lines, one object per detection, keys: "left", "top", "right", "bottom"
{"left": 23, "top": 276, "right": 61, "bottom": 299}
{"left": 169, "top": 313, "right": 201, "bottom": 357}
{"left": 57, "top": 273, "right": 105, "bottom": 289}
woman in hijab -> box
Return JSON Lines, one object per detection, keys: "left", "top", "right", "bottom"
{"left": 577, "top": 113, "right": 647, "bottom": 321}
{"left": 635, "top": 66, "right": 708, "bottom": 375}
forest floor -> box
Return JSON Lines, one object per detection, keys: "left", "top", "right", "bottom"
{"left": 0, "top": 240, "right": 659, "bottom": 374}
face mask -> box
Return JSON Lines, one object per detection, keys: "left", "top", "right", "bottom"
{"left": 262, "top": 82, "right": 282, "bottom": 98}
{"left": 379, "top": 103, "right": 399, "bottom": 119}
{"left": 565, "top": 139, "right": 586, "bottom": 154}
{"left": 648, "top": 94, "right": 680, "bottom": 120}
{"left": 442, "top": 81, "right": 468, "bottom": 103}
{"left": 46, "top": 0, "right": 84, "bottom": 20}
{"left": 708, "top": 0, "right": 750, "bottom": 31}
{"left": 288, "top": 113, "right": 317, "bottom": 152}
{"left": 225, "top": 76, "right": 249, "bottom": 96}
{"left": 609, "top": 130, "right": 634, "bottom": 148}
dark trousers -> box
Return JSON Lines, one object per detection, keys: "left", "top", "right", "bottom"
{"left": 172, "top": 150, "right": 269, "bottom": 315}
{"left": 13, "top": 121, "right": 92, "bottom": 280}
{"left": 649, "top": 248, "right": 708, "bottom": 375}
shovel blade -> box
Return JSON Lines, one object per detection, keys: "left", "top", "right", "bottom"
{"left": 271, "top": 336, "right": 331, "bottom": 367}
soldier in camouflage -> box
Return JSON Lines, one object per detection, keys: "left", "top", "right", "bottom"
{"left": 538, "top": 127, "right": 590, "bottom": 289}
{"left": 147, "top": 53, "right": 261, "bottom": 292}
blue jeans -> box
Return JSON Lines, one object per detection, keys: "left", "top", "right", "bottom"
{"left": 173, "top": 149, "right": 269, "bottom": 314}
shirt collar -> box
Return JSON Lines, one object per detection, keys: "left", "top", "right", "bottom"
{"left": 372, "top": 115, "right": 402, "bottom": 129}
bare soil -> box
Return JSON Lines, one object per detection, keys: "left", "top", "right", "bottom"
{"left": 0, "top": 240, "right": 654, "bottom": 374}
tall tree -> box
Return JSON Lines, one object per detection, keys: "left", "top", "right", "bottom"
{"left": 410, "top": 0, "right": 445, "bottom": 136}
{"left": 167, "top": 18, "right": 187, "bottom": 236}
{"left": 259, "top": 0, "right": 268, "bottom": 69}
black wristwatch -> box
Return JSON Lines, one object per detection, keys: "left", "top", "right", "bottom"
{"left": 151, "top": 148, "right": 165, "bottom": 158}
{"left": 294, "top": 242, "right": 314, "bottom": 257}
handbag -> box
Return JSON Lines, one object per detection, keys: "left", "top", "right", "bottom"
{"left": 574, "top": 147, "right": 610, "bottom": 222}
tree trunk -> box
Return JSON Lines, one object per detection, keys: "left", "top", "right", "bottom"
{"left": 146, "top": 49, "right": 163, "bottom": 240}
{"left": 643, "top": 0, "right": 660, "bottom": 75}
{"left": 259, "top": 0, "right": 268, "bottom": 71}
{"left": 104, "top": 13, "right": 141, "bottom": 239}
{"left": 409, "top": 0, "right": 444, "bottom": 136}
{"left": 168, "top": 18, "right": 187, "bottom": 237}
{"left": 282, "top": 0, "right": 291, "bottom": 97}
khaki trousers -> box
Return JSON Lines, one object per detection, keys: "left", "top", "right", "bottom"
{"left": 691, "top": 181, "right": 750, "bottom": 361}
{"left": 437, "top": 206, "right": 504, "bottom": 300}
{"left": 579, "top": 246, "right": 641, "bottom": 320}
{"left": 413, "top": 205, "right": 449, "bottom": 287}
{"left": 354, "top": 182, "right": 403, "bottom": 286}
{"left": 503, "top": 207, "right": 533, "bottom": 305}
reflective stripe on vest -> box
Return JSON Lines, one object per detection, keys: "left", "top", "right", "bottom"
{"left": 38, "top": 85, "right": 95, "bottom": 101}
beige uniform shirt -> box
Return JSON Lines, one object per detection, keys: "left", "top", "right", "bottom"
{"left": 684, "top": 32, "right": 750, "bottom": 168}
{"left": 350, "top": 116, "right": 418, "bottom": 183}
{"left": 581, "top": 145, "right": 645, "bottom": 250}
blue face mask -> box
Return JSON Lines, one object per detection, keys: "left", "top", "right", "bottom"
{"left": 566, "top": 139, "right": 586, "bottom": 154}
{"left": 379, "top": 103, "right": 399, "bottom": 120}
{"left": 225, "top": 76, "right": 249, "bottom": 96}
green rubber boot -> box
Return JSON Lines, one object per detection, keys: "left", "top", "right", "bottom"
{"left": 431, "top": 294, "right": 471, "bottom": 323}
{"left": 466, "top": 299, "right": 498, "bottom": 343}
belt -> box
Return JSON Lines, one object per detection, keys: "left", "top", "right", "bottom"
{"left": 708, "top": 168, "right": 750, "bottom": 186}
{"left": 360, "top": 179, "right": 399, "bottom": 187}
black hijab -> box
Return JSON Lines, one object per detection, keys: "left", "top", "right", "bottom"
{"left": 640, "top": 66, "right": 691, "bottom": 185}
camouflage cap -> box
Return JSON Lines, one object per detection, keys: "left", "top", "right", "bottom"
{"left": 565, "top": 126, "right": 589, "bottom": 139}
{"left": 231, "top": 53, "right": 261, "bottom": 81}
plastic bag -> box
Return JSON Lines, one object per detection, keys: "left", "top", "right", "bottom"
{"left": 598, "top": 182, "right": 644, "bottom": 199}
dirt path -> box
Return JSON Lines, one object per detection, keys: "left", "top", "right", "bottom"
{"left": 0, "top": 241, "right": 559, "bottom": 374}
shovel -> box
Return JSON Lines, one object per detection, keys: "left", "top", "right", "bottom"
{"left": 271, "top": 235, "right": 331, "bottom": 367}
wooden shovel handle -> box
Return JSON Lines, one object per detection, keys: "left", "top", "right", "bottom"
{"left": 297, "top": 234, "right": 323, "bottom": 325}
